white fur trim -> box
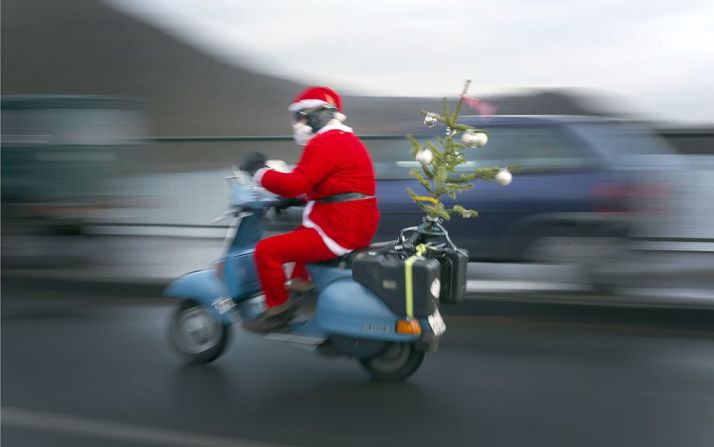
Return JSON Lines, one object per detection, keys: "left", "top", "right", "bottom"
{"left": 253, "top": 167, "right": 270, "bottom": 186}
{"left": 334, "top": 112, "right": 347, "bottom": 122}
{"left": 302, "top": 201, "right": 352, "bottom": 256}
{"left": 288, "top": 99, "right": 334, "bottom": 112}
{"left": 316, "top": 120, "right": 353, "bottom": 135}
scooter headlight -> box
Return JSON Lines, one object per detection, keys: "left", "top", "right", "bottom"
{"left": 430, "top": 278, "right": 441, "bottom": 299}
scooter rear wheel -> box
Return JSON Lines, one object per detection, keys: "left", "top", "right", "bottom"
{"left": 359, "top": 343, "right": 425, "bottom": 381}
{"left": 169, "top": 300, "right": 230, "bottom": 364}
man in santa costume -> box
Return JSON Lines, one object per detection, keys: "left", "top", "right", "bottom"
{"left": 239, "top": 86, "right": 379, "bottom": 332}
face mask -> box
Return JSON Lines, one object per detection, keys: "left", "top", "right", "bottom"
{"left": 292, "top": 121, "right": 314, "bottom": 146}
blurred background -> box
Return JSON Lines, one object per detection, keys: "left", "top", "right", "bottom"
{"left": 2, "top": 1, "right": 714, "bottom": 446}
{"left": 2, "top": 0, "right": 713, "bottom": 302}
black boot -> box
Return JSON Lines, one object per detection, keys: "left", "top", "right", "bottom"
{"left": 242, "top": 299, "right": 299, "bottom": 333}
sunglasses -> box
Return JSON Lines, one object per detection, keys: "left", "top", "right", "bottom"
{"left": 293, "top": 106, "right": 336, "bottom": 122}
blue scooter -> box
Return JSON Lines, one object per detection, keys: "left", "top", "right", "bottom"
{"left": 165, "top": 170, "right": 446, "bottom": 381}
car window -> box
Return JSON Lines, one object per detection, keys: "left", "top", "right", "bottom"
{"left": 569, "top": 122, "right": 679, "bottom": 168}
{"left": 1, "top": 108, "right": 145, "bottom": 146}
{"left": 461, "top": 125, "right": 602, "bottom": 173}
{"left": 369, "top": 137, "right": 431, "bottom": 180}
{"left": 367, "top": 124, "right": 602, "bottom": 179}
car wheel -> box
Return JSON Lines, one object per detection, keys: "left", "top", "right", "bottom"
{"left": 522, "top": 226, "right": 582, "bottom": 264}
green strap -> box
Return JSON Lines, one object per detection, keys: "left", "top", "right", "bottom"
{"left": 404, "top": 244, "right": 428, "bottom": 318}
{"left": 404, "top": 256, "right": 417, "bottom": 318}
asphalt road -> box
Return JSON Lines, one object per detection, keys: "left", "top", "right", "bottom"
{"left": 2, "top": 286, "right": 714, "bottom": 447}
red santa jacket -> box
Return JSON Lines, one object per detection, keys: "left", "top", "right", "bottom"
{"left": 255, "top": 123, "right": 380, "bottom": 255}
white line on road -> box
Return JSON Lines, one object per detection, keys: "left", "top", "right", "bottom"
{"left": 467, "top": 280, "right": 714, "bottom": 301}
{"left": 466, "top": 280, "right": 590, "bottom": 293}
{"left": 1, "top": 407, "right": 289, "bottom": 447}
{"left": 620, "top": 287, "right": 714, "bottom": 301}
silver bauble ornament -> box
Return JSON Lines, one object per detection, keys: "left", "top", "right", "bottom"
{"left": 423, "top": 112, "right": 438, "bottom": 127}
{"left": 462, "top": 130, "right": 488, "bottom": 147}
{"left": 415, "top": 149, "right": 433, "bottom": 165}
{"left": 495, "top": 168, "right": 512, "bottom": 186}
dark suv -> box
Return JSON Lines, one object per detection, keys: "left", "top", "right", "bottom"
{"left": 369, "top": 115, "right": 684, "bottom": 264}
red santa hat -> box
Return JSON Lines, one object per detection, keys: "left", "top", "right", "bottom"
{"left": 288, "top": 86, "right": 343, "bottom": 112}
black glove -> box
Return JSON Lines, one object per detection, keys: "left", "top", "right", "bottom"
{"left": 239, "top": 152, "right": 267, "bottom": 176}
{"left": 274, "top": 197, "right": 305, "bottom": 214}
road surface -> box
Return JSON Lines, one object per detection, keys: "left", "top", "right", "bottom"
{"left": 2, "top": 284, "right": 714, "bottom": 447}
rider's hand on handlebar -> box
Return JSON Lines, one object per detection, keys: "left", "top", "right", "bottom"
{"left": 239, "top": 152, "right": 268, "bottom": 176}
{"left": 273, "top": 197, "right": 305, "bottom": 214}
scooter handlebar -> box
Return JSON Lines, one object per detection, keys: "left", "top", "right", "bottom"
{"left": 222, "top": 166, "right": 301, "bottom": 219}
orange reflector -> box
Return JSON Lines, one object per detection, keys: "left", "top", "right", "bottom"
{"left": 396, "top": 319, "right": 422, "bottom": 335}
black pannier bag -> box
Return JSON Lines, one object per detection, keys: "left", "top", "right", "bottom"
{"left": 352, "top": 248, "right": 440, "bottom": 318}
{"left": 398, "top": 223, "right": 468, "bottom": 304}
{"left": 425, "top": 245, "right": 468, "bottom": 304}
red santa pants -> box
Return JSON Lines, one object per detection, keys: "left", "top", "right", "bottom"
{"left": 254, "top": 226, "right": 337, "bottom": 307}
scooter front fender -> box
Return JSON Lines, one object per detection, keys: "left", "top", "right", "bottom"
{"left": 164, "top": 270, "right": 234, "bottom": 324}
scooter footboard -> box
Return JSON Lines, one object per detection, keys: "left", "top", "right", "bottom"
{"left": 164, "top": 270, "right": 234, "bottom": 324}
{"left": 313, "top": 279, "right": 422, "bottom": 342}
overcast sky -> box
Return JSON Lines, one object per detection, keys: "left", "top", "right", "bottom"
{"left": 107, "top": 0, "right": 714, "bottom": 124}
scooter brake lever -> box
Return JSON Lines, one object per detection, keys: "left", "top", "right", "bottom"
{"left": 211, "top": 207, "right": 243, "bottom": 224}
{"left": 210, "top": 210, "right": 232, "bottom": 224}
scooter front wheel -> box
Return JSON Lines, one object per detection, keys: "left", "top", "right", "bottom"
{"left": 359, "top": 343, "right": 425, "bottom": 381}
{"left": 169, "top": 300, "right": 230, "bottom": 364}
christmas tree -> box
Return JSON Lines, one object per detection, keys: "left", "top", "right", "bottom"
{"left": 406, "top": 80, "right": 513, "bottom": 222}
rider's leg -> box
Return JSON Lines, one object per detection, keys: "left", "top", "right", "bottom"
{"left": 286, "top": 262, "right": 315, "bottom": 293}
{"left": 254, "top": 226, "right": 336, "bottom": 308}
{"left": 291, "top": 262, "right": 310, "bottom": 282}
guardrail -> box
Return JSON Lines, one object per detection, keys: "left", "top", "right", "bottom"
{"left": 146, "top": 134, "right": 412, "bottom": 142}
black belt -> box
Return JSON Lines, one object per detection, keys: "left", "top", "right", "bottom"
{"left": 317, "top": 192, "right": 375, "bottom": 203}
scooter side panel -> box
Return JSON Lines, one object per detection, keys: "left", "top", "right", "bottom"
{"left": 223, "top": 250, "right": 261, "bottom": 298}
{"left": 164, "top": 270, "right": 233, "bottom": 323}
{"left": 313, "top": 279, "right": 420, "bottom": 342}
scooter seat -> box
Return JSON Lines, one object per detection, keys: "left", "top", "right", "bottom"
{"left": 312, "top": 241, "right": 395, "bottom": 269}
{"left": 311, "top": 253, "right": 357, "bottom": 269}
